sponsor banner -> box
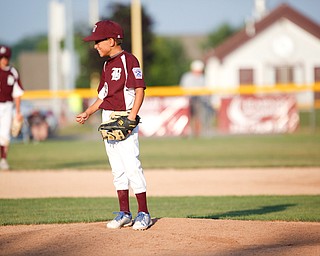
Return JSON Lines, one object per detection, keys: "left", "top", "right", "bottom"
{"left": 218, "top": 95, "right": 299, "bottom": 134}
{"left": 139, "top": 96, "right": 190, "bottom": 136}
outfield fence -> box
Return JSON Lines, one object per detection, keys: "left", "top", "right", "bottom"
{"left": 21, "top": 83, "right": 320, "bottom": 136}
{"left": 22, "top": 83, "right": 320, "bottom": 103}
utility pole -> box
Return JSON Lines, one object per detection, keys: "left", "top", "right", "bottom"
{"left": 64, "top": 0, "right": 75, "bottom": 90}
{"left": 48, "top": 0, "right": 65, "bottom": 93}
{"left": 48, "top": 0, "right": 65, "bottom": 117}
{"left": 131, "top": 0, "right": 143, "bottom": 69}
{"left": 89, "top": 0, "right": 99, "bottom": 26}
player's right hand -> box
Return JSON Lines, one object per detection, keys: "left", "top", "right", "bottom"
{"left": 76, "top": 112, "right": 89, "bottom": 124}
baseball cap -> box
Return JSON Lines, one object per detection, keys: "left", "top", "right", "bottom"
{"left": 0, "top": 45, "right": 11, "bottom": 59}
{"left": 83, "top": 20, "right": 124, "bottom": 42}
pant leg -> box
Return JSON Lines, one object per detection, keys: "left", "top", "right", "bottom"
{"left": 102, "top": 110, "right": 146, "bottom": 194}
{"left": 116, "top": 126, "right": 146, "bottom": 194}
{"left": 104, "top": 139, "right": 129, "bottom": 191}
{"left": 0, "top": 102, "right": 13, "bottom": 146}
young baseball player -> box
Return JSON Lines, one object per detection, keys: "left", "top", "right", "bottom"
{"left": 76, "top": 20, "right": 152, "bottom": 230}
{"left": 0, "top": 45, "right": 24, "bottom": 170}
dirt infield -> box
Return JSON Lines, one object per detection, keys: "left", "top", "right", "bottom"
{"left": 0, "top": 168, "right": 320, "bottom": 256}
{"left": 1, "top": 168, "right": 320, "bottom": 198}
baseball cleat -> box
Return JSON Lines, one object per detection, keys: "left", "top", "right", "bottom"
{"left": 132, "top": 212, "right": 152, "bottom": 230}
{"left": 106, "top": 211, "right": 133, "bottom": 229}
{"left": 0, "top": 159, "right": 9, "bottom": 170}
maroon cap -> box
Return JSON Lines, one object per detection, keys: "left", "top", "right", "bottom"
{"left": 0, "top": 45, "right": 11, "bottom": 59}
{"left": 83, "top": 20, "right": 124, "bottom": 42}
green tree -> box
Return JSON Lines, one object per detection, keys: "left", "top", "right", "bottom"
{"left": 105, "top": 3, "right": 154, "bottom": 77}
{"left": 80, "top": 2, "right": 155, "bottom": 88}
{"left": 78, "top": 2, "right": 191, "bottom": 87}
{"left": 74, "top": 32, "right": 92, "bottom": 88}
{"left": 148, "top": 36, "right": 189, "bottom": 86}
{"left": 9, "top": 2, "right": 191, "bottom": 89}
{"left": 202, "top": 23, "right": 240, "bottom": 50}
{"left": 7, "top": 35, "right": 47, "bottom": 65}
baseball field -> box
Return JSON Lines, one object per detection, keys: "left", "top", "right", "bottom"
{"left": 0, "top": 129, "right": 320, "bottom": 255}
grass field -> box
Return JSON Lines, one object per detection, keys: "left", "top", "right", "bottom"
{"left": 3, "top": 111, "right": 319, "bottom": 226}
{"left": 9, "top": 133, "right": 320, "bottom": 170}
{"left": 9, "top": 109, "right": 320, "bottom": 169}
{"left": 1, "top": 195, "right": 319, "bottom": 225}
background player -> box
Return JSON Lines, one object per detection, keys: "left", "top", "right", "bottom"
{"left": 76, "top": 20, "right": 152, "bottom": 230}
{"left": 180, "top": 60, "right": 213, "bottom": 136}
{"left": 0, "top": 45, "right": 24, "bottom": 170}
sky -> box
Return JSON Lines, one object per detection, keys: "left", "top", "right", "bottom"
{"left": 0, "top": 0, "right": 320, "bottom": 45}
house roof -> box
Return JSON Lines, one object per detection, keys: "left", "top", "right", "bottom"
{"left": 205, "top": 3, "right": 320, "bottom": 62}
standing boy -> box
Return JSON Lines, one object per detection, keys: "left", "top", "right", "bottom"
{"left": 0, "top": 45, "right": 24, "bottom": 170}
{"left": 76, "top": 20, "right": 152, "bottom": 230}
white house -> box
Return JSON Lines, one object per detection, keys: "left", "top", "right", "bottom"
{"left": 205, "top": 2, "right": 320, "bottom": 108}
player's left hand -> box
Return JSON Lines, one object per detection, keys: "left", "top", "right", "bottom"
{"left": 98, "top": 115, "right": 140, "bottom": 141}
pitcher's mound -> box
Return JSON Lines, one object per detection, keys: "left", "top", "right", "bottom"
{"left": 1, "top": 218, "right": 319, "bottom": 256}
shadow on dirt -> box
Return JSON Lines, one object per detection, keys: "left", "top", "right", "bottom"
{"left": 188, "top": 204, "right": 296, "bottom": 219}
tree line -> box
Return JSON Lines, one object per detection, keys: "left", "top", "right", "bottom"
{"left": 3, "top": 3, "right": 240, "bottom": 88}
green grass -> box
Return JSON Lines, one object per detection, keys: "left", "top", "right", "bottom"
{"left": 9, "top": 133, "right": 320, "bottom": 170}
{"left": 9, "top": 140, "right": 107, "bottom": 170}
{"left": 8, "top": 109, "right": 320, "bottom": 170}
{"left": 0, "top": 196, "right": 319, "bottom": 225}
{"left": 141, "top": 134, "right": 320, "bottom": 168}
{"left": 3, "top": 111, "right": 319, "bottom": 226}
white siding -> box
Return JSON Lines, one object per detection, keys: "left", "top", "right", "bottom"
{"left": 205, "top": 18, "right": 320, "bottom": 106}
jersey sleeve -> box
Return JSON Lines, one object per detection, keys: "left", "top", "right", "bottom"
{"left": 126, "top": 55, "right": 146, "bottom": 89}
{"left": 11, "top": 67, "right": 24, "bottom": 98}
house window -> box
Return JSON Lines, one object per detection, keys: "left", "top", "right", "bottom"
{"left": 314, "top": 67, "right": 320, "bottom": 101}
{"left": 275, "top": 66, "right": 293, "bottom": 84}
{"left": 239, "top": 69, "right": 254, "bottom": 85}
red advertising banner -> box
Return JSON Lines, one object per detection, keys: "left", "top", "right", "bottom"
{"left": 218, "top": 95, "right": 299, "bottom": 134}
{"left": 139, "top": 96, "right": 190, "bottom": 136}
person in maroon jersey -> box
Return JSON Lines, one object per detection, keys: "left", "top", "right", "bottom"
{"left": 0, "top": 45, "right": 24, "bottom": 170}
{"left": 76, "top": 20, "right": 152, "bottom": 230}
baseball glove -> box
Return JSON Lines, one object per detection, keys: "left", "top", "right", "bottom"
{"left": 98, "top": 113, "right": 140, "bottom": 141}
{"left": 11, "top": 116, "right": 24, "bottom": 137}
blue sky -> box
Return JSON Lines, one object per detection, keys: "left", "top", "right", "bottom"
{"left": 0, "top": 0, "right": 319, "bottom": 44}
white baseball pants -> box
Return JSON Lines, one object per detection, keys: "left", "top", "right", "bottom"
{"left": 0, "top": 102, "right": 13, "bottom": 146}
{"left": 102, "top": 110, "right": 147, "bottom": 194}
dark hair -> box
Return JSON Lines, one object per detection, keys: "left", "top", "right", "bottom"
{"left": 115, "top": 38, "right": 123, "bottom": 46}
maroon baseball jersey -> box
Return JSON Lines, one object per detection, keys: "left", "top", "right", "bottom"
{"left": 97, "top": 51, "right": 146, "bottom": 111}
{"left": 0, "top": 66, "right": 24, "bottom": 102}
